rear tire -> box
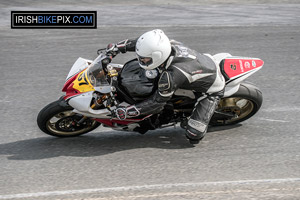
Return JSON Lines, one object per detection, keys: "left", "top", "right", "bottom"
{"left": 37, "top": 99, "right": 100, "bottom": 137}
{"left": 211, "top": 82, "right": 263, "bottom": 125}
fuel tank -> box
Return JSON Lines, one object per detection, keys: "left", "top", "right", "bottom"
{"left": 119, "top": 59, "right": 159, "bottom": 100}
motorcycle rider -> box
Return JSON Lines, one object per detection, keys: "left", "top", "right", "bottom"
{"left": 107, "top": 29, "right": 225, "bottom": 144}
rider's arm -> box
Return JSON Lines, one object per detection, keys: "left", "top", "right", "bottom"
{"left": 116, "top": 38, "right": 138, "bottom": 53}
{"left": 134, "top": 67, "right": 188, "bottom": 116}
{"left": 106, "top": 38, "right": 137, "bottom": 59}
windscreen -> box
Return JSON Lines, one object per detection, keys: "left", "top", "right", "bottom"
{"left": 88, "top": 55, "right": 109, "bottom": 87}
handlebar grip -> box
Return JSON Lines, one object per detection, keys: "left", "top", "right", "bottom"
{"left": 97, "top": 48, "right": 106, "bottom": 55}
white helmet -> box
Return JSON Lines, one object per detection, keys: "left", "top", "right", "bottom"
{"left": 136, "top": 29, "right": 171, "bottom": 70}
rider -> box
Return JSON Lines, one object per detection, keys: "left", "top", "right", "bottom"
{"left": 107, "top": 29, "right": 225, "bottom": 144}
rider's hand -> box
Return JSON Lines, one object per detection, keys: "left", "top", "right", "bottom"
{"left": 106, "top": 43, "right": 119, "bottom": 57}
{"left": 113, "top": 105, "right": 140, "bottom": 120}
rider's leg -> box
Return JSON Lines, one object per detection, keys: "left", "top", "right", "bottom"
{"left": 185, "top": 93, "right": 222, "bottom": 144}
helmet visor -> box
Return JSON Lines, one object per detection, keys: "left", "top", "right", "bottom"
{"left": 137, "top": 55, "right": 153, "bottom": 66}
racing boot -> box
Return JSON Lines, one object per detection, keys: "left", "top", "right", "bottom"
{"left": 185, "top": 95, "right": 220, "bottom": 144}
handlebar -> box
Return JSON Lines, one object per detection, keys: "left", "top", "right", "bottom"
{"left": 98, "top": 43, "right": 119, "bottom": 58}
{"left": 97, "top": 48, "right": 106, "bottom": 55}
{"left": 96, "top": 48, "right": 114, "bottom": 68}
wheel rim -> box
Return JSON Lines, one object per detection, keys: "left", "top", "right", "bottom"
{"left": 46, "top": 110, "right": 98, "bottom": 136}
{"left": 218, "top": 97, "right": 255, "bottom": 124}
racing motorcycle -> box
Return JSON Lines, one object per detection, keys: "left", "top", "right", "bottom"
{"left": 37, "top": 49, "right": 264, "bottom": 138}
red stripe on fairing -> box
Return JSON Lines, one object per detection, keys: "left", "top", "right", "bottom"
{"left": 62, "top": 74, "right": 78, "bottom": 92}
{"left": 62, "top": 68, "right": 87, "bottom": 92}
{"left": 223, "top": 58, "right": 264, "bottom": 79}
{"left": 62, "top": 69, "right": 87, "bottom": 100}
{"left": 63, "top": 83, "right": 82, "bottom": 100}
{"left": 94, "top": 119, "right": 135, "bottom": 126}
{"left": 62, "top": 76, "right": 82, "bottom": 101}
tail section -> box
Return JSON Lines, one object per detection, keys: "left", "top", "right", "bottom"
{"left": 212, "top": 55, "right": 264, "bottom": 97}
{"left": 220, "top": 57, "right": 264, "bottom": 85}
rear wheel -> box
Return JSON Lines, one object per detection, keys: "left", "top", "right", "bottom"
{"left": 210, "top": 83, "right": 263, "bottom": 125}
{"left": 37, "top": 99, "right": 100, "bottom": 137}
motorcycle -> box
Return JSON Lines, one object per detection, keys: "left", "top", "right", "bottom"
{"left": 37, "top": 49, "right": 264, "bottom": 139}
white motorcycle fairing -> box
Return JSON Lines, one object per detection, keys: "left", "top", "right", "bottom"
{"left": 64, "top": 53, "right": 263, "bottom": 119}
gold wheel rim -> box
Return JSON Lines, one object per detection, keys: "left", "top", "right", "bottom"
{"left": 218, "top": 97, "right": 254, "bottom": 124}
{"left": 46, "top": 111, "right": 97, "bottom": 136}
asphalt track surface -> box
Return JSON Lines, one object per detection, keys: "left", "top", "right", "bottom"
{"left": 1, "top": 1, "right": 300, "bottom": 199}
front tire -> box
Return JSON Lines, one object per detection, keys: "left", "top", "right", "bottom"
{"left": 37, "top": 99, "right": 100, "bottom": 137}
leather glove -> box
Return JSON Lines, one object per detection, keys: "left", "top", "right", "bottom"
{"left": 113, "top": 105, "right": 140, "bottom": 120}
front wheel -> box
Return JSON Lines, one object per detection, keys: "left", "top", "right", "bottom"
{"left": 210, "top": 83, "right": 263, "bottom": 125}
{"left": 37, "top": 99, "right": 100, "bottom": 137}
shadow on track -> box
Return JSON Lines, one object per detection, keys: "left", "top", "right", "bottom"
{"left": 0, "top": 124, "right": 241, "bottom": 160}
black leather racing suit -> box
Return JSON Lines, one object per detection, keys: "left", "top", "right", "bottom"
{"left": 116, "top": 39, "right": 225, "bottom": 142}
